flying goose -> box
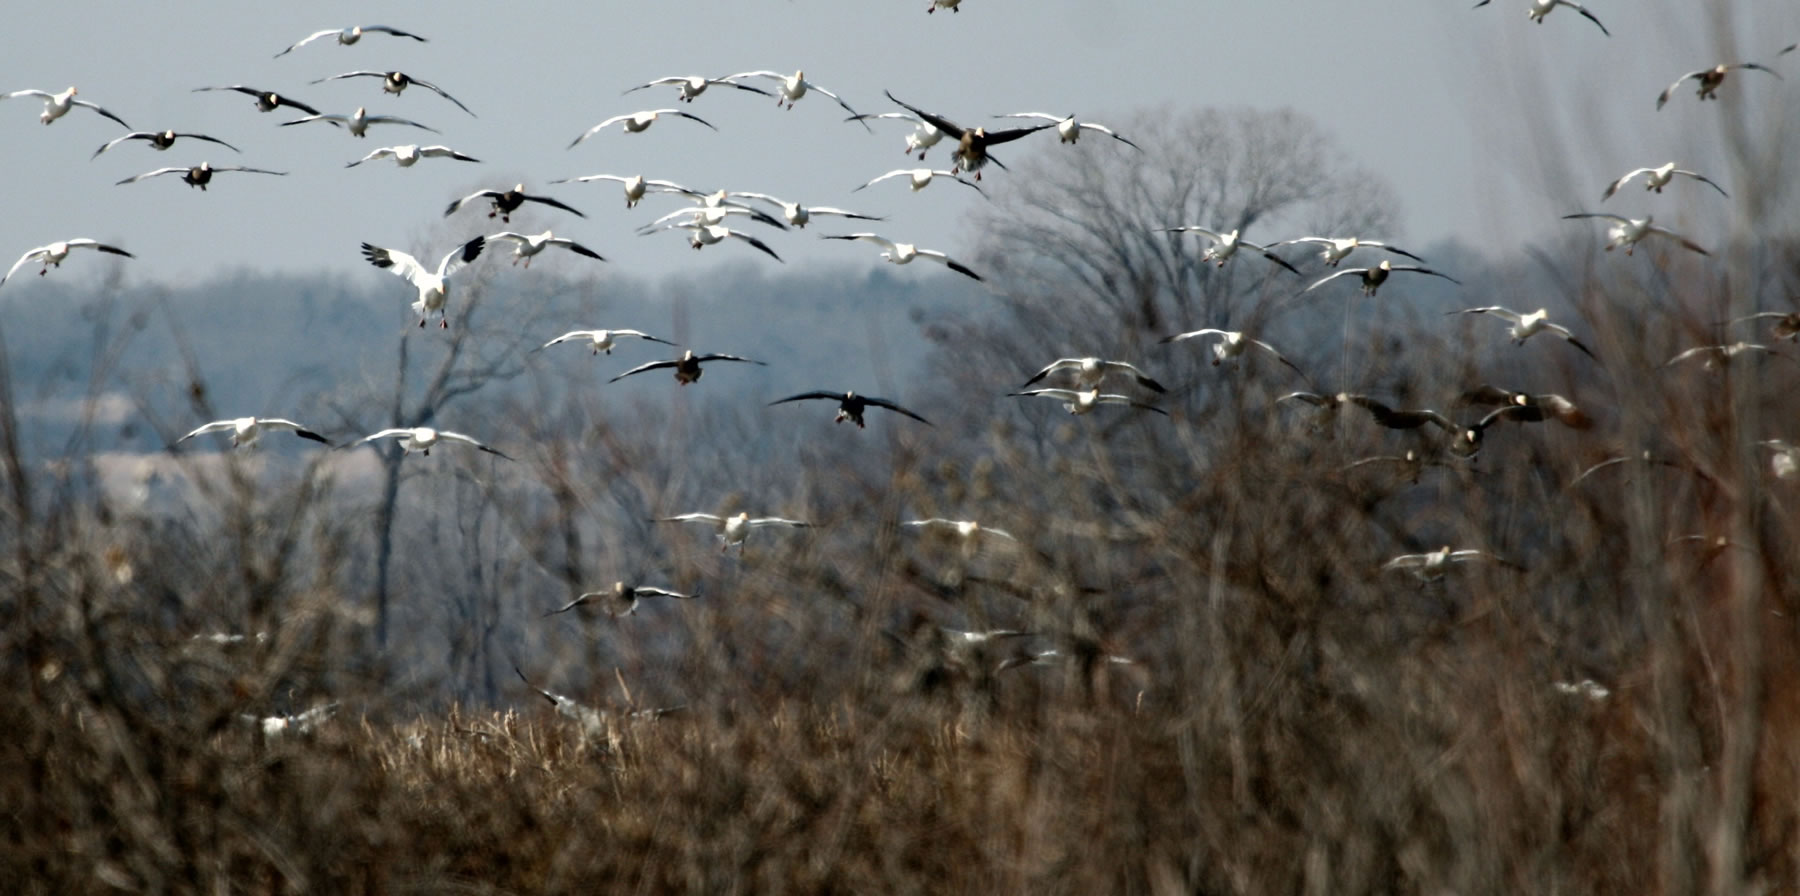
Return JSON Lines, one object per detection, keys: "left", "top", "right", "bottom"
{"left": 548, "top": 173, "right": 691, "bottom": 209}
{"left": 275, "top": 25, "right": 426, "bottom": 58}
{"left": 1473, "top": 0, "right": 1609, "bottom": 36}
{"left": 538, "top": 329, "right": 675, "bottom": 355}
{"left": 769, "top": 391, "right": 932, "bottom": 427}
{"left": 242, "top": 703, "right": 339, "bottom": 737}
{"left": 346, "top": 144, "right": 478, "bottom": 167}
{"left": 1009, "top": 387, "right": 1168, "bottom": 417}
{"left": 1449, "top": 306, "right": 1597, "bottom": 359}
{"left": 853, "top": 167, "right": 984, "bottom": 195}
{"left": 2, "top": 87, "right": 130, "bottom": 128}
{"left": 92, "top": 130, "right": 239, "bottom": 159}
{"left": 1021, "top": 357, "right": 1165, "bottom": 392}
{"left": 1301, "top": 260, "right": 1462, "bottom": 296}
{"left": 1562, "top": 213, "right": 1709, "bottom": 255}
{"left": 1601, "top": 163, "right": 1727, "bottom": 200}
{"left": 1338, "top": 449, "right": 1450, "bottom": 483}
{"left": 846, "top": 111, "right": 944, "bottom": 159}
{"left": 1661, "top": 342, "right": 1789, "bottom": 370}
{"left": 609, "top": 349, "right": 766, "bottom": 385}
{"left": 512, "top": 665, "right": 607, "bottom": 734}
{"left": 1159, "top": 226, "right": 1300, "bottom": 274}
{"left": 1383, "top": 547, "right": 1521, "bottom": 581}
{"left": 568, "top": 109, "right": 716, "bottom": 147}
{"left": 882, "top": 90, "right": 1053, "bottom": 178}
{"left": 929, "top": 0, "right": 963, "bottom": 12}
{"left": 821, "top": 233, "right": 982, "bottom": 280}
{"left": 280, "top": 106, "right": 438, "bottom": 138}
{"left": 1458, "top": 386, "right": 1594, "bottom": 429}
{"left": 192, "top": 85, "right": 320, "bottom": 116}
{"left": 1345, "top": 396, "right": 1460, "bottom": 433}
{"left": 639, "top": 204, "right": 786, "bottom": 235}
{"left": 664, "top": 221, "right": 784, "bottom": 261}
{"left": 731, "top": 192, "right": 884, "bottom": 229}
{"left": 996, "top": 648, "right": 1140, "bottom": 675}
{"left": 1, "top": 239, "right": 133, "bottom": 288}
{"left": 1725, "top": 311, "right": 1800, "bottom": 341}
{"left": 544, "top": 582, "right": 698, "bottom": 617}
{"left": 311, "top": 71, "right": 473, "bottom": 116}
{"left": 359, "top": 236, "right": 486, "bottom": 328}
{"left": 1264, "top": 236, "right": 1424, "bottom": 268}
{"left": 728, "top": 70, "right": 867, "bottom": 124}
{"left": 625, "top": 74, "right": 772, "bottom": 103}
{"left": 1657, "top": 61, "right": 1783, "bottom": 108}
{"left": 114, "top": 162, "right": 286, "bottom": 190}
{"left": 178, "top": 417, "right": 330, "bottom": 448}
{"left": 345, "top": 426, "right": 511, "bottom": 460}
{"left": 903, "top": 518, "right": 1016, "bottom": 541}
{"left": 996, "top": 112, "right": 1142, "bottom": 149}
{"left": 444, "top": 185, "right": 585, "bottom": 223}
{"left": 485, "top": 231, "right": 605, "bottom": 267}
{"left": 1159, "top": 329, "right": 1307, "bottom": 378}
{"left": 653, "top": 511, "right": 810, "bottom": 552}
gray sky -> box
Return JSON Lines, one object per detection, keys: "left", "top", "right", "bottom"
{"left": 2, "top": 1, "right": 1794, "bottom": 288}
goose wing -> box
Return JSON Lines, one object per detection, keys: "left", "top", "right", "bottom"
{"left": 863, "top": 396, "right": 933, "bottom": 425}
{"left": 114, "top": 167, "right": 188, "bottom": 185}
{"left": 432, "top": 236, "right": 486, "bottom": 278}
{"left": 258, "top": 418, "right": 332, "bottom": 444}
{"left": 609, "top": 359, "right": 679, "bottom": 383}
{"left": 435, "top": 430, "right": 512, "bottom": 460}
{"left": 912, "top": 247, "right": 983, "bottom": 280}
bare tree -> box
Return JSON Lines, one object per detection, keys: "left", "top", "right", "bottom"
{"left": 969, "top": 105, "right": 1400, "bottom": 336}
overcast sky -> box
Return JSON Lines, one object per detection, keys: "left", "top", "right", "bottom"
{"left": 2, "top": 1, "right": 1794, "bottom": 289}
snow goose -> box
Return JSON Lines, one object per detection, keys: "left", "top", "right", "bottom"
{"left": 1160, "top": 328, "right": 1308, "bottom": 378}
{"left": 281, "top": 106, "right": 438, "bottom": 138}
{"left": 1021, "top": 357, "right": 1165, "bottom": 392}
{"left": 242, "top": 703, "right": 339, "bottom": 737}
{"left": 537, "top": 329, "right": 674, "bottom": 355}
{"left": 1264, "top": 235, "right": 1424, "bottom": 268}
{"left": 1761, "top": 440, "right": 1799, "bottom": 480}
{"left": 567, "top": 109, "right": 715, "bottom": 147}
{"left": 903, "top": 518, "right": 1016, "bottom": 543}
{"left": 1159, "top": 226, "right": 1299, "bottom": 274}
{"left": 728, "top": 70, "right": 868, "bottom": 124}
{"left": 821, "top": 233, "right": 982, "bottom": 280}
{"left": 512, "top": 666, "right": 607, "bottom": 735}
{"left": 1301, "top": 260, "right": 1462, "bottom": 296}
{"left": 1339, "top": 449, "right": 1449, "bottom": 483}
{"left": 625, "top": 74, "right": 772, "bottom": 103}
{"left": 1458, "top": 385, "right": 1594, "bottom": 429}
{"left": 444, "top": 185, "right": 585, "bottom": 223}
{"left": 1601, "top": 162, "right": 1727, "bottom": 200}
{"left": 882, "top": 91, "right": 1053, "bottom": 178}
{"left": 638, "top": 204, "right": 785, "bottom": 235}
{"left": 485, "top": 230, "right": 606, "bottom": 267}
{"left": 664, "top": 222, "right": 784, "bottom": 261}
{"left": 929, "top": 0, "right": 963, "bottom": 12}
{"left": 1473, "top": 0, "right": 1609, "bottom": 36}
{"left": 1383, "top": 547, "right": 1521, "bottom": 582}
{"left": 769, "top": 391, "right": 932, "bottom": 427}
{"left": 359, "top": 236, "right": 486, "bottom": 328}
{"left": 178, "top": 417, "right": 330, "bottom": 448}
{"left": 114, "top": 162, "right": 286, "bottom": 190}
{"left": 548, "top": 173, "right": 690, "bottom": 209}
{"left": 1449, "top": 306, "right": 1597, "bottom": 359}
{"left": 2, "top": 87, "right": 130, "bottom": 128}
{"left": 1009, "top": 387, "right": 1168, "bottom": 417}
{"left": 192, "top": 85, "right": 319, "bottom": 116}
{"left": 345, "top": 426, "right": 511, "bottom": 460}
{"left": 853, "top": 167, "right": 984, "bottom": 196}
{"left": 346, "top": 144, "right": 478, "bottom": 167}
{"left": 847, "top": 111, "right": 944, "bottom": 160}
{"left": 1661, "top": 342, "right": 1790, "bottom": 370}
{"left": 1, "top": 239, "right": 133, "bottom": 289}
{"left": 1562, "top": 213, "right": 1709, "bottom": 255}
{"left": 653, "top": 511, "right": 810, "bottom": 552}
{"left": 731, "top": 192, "right": 884, "bottom": 229}
{"left": 996, "top": 112, "right": 1142, "bottom": 149}
{"left": 1726, "top": 311, "right": 1800, "bottom": 342}
{"left": 610, "top": 349, "right": 766, "bottom": 385}
{"left": 92, "top": 130, "right": 239, "bottom": 159}
{"left": 275, "top": 25, "right": 426, "bottom": 58}
{"left": 1657, "top": 61, "right": 1783, "bottom": 108}
{"left": 311, "top": 71, "right": 473, "bottom": 116}
{"left": 544, "top": 582, "right": 697, "bottom": 617}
